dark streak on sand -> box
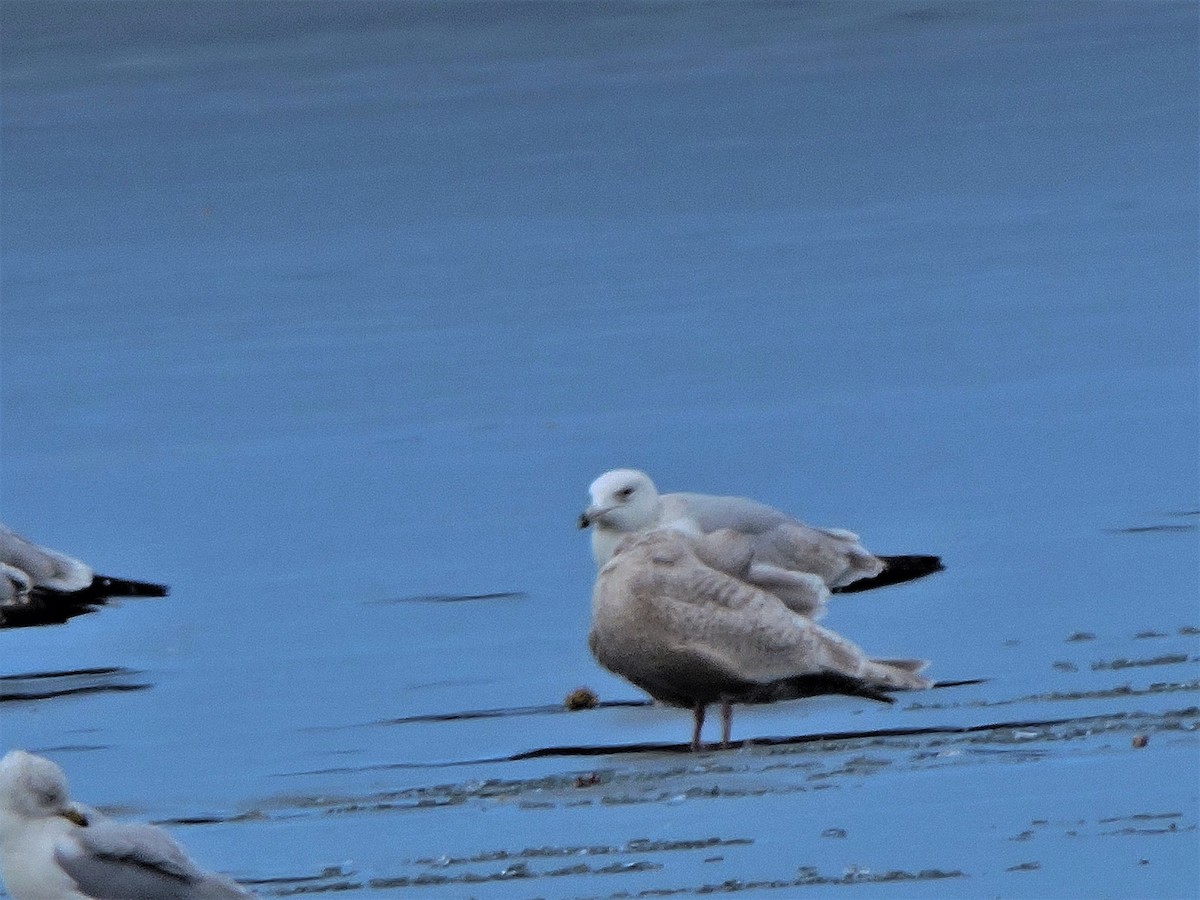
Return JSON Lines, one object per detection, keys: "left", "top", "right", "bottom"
{"left": 1107, "top": 524, "right": 1197, "bottom": 534}
{"left": 382, "top": 699, "right": 651, "bottom": 726}
{"left": 498, "top": 713, "right": 1139, "bottom": 762}
{"left": 0, "top": 667, "right": 152, "bottom": 703}
{"left": 294, "top": 679, "right": 987, "bottom": 743}
{"left": 367, "top": 591, "right": 528, "bottom": 605}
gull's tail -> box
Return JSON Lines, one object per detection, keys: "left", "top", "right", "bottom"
{"left": 865, "top": 657, "right": 933, "bottom": 690}
{"left": 833, "top": 554, "right": 943, "bottom": 594}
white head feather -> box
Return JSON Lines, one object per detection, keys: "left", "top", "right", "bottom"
{"left": 581, "top": 469, "right": 664, "bottom": 564}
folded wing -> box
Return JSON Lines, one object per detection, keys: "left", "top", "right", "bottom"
{"left": 57, "top": 816, "right": 251, "bottom": 899}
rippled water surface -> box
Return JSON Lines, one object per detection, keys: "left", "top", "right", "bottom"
{"left": 2, "top": 2, "right": 1197, "bottom": 896}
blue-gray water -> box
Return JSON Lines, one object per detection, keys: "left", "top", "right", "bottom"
{"left": 2, "top": 2, "right": 1197, "bottom": 896}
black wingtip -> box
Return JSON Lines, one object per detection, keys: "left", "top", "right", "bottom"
{"left": 1, "top": 576, "right": 169, "bottom": 629}
{"left": 833, "top": 554, "right": 944, "bottom": 594}
{"left": 0, "top": 600, "right": 98, "bottom": 629}
{"left": 90, "top": 575, "right": 169, "bottom": 598}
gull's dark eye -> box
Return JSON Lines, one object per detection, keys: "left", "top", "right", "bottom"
{"left": 615, "top": 487, "right": 634, "bottom": 500}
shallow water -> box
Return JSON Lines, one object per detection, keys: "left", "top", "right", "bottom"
{"left": 1, "top": 2, "right": 1197, "bottom": 897}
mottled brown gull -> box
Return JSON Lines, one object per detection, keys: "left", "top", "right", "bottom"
{"left": 0, "top": 524, "right": 168, "bottom": 628}
{"left": 588, "top": 529, "right": 931, "bottom": 750}
{"left": 0, "top": 751, "right": 252, "bottom": 899}
{"left": 579, "top": 469, "right": 942, "bottom": 618}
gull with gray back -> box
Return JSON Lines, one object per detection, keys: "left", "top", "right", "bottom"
{"left": 580, "top": 468, "right": 942, "bottom": 619}
{"left": 0, "top": 750, "right": 252, "bottom": 899}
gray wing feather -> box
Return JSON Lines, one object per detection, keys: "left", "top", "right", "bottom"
{"left": 667, "top": 493, "right": 791, "bottom": 534}
{"left": 0, "top": 523, "right": 93, "bottom": 591}
{"left": 55, "top": 819, "right": 250, "bottom": 899}
{"left": 665, "top": 494, "right": 882, "bottom": 589}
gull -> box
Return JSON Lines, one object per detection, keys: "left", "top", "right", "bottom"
{"left": 0, "top": 524, "right": 168, "bottom": 628}
{"left": 588, "top": 528, "right": 931, "bottom": 750}
{"left": 0, "top": 750, "right": 252, "bottom": 899}
{"left": 579, "top": 468, "right": 942, "bottom": 618}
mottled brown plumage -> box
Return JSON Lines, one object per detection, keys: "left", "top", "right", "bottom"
{"left": 589, "top": 529, "right": 930, "bottom": 750}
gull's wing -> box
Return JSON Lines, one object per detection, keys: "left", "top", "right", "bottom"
{"left": 680, "top": 527, "right": 830, "bottom": 618}
{"left": 55, "top": 818, "right": 251, "bottom": 899}
{"left": 0, "top": 524, "right": 93, "bottom": 592}
{"left": 664, "top": 492, "right": 791, "bottom": 534}
{"left": 664, "top": 493, "right": 884, "bottom": 588}
{"left": 636, "top": 539, "right": 875, "bottom": 685}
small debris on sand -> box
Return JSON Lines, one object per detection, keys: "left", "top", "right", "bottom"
{"left": 564, "top": 686, "right": 599, "bottom": 710}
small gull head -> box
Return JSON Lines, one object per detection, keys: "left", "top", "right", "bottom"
{"left": 579, "top": 469, "right": 660, "bottom": 531}
{"left": 0, "top": 750, "right": 86, "bottom": 826}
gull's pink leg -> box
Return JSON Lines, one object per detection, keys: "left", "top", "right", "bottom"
{"left": 720, "top": 701, "right": 733, "bottom": 749}
{"left": 691, "top": 702, "right": 707, "bottom": 752}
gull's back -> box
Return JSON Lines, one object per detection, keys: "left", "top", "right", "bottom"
{"left": 661, "top": 492, "right": 882, "bottom": 587}
{"left": 663, "top": 492, "right": 791, "bottom": 535}
{"left": 56, "top": 815, "right": 252, "bottom": 899}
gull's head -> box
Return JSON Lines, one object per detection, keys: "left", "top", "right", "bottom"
{"left": 0, "top": 750, "right": 85, "bottom": 826}
{"left": 579, "top": 469, "right": 660, "bottom": 532}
